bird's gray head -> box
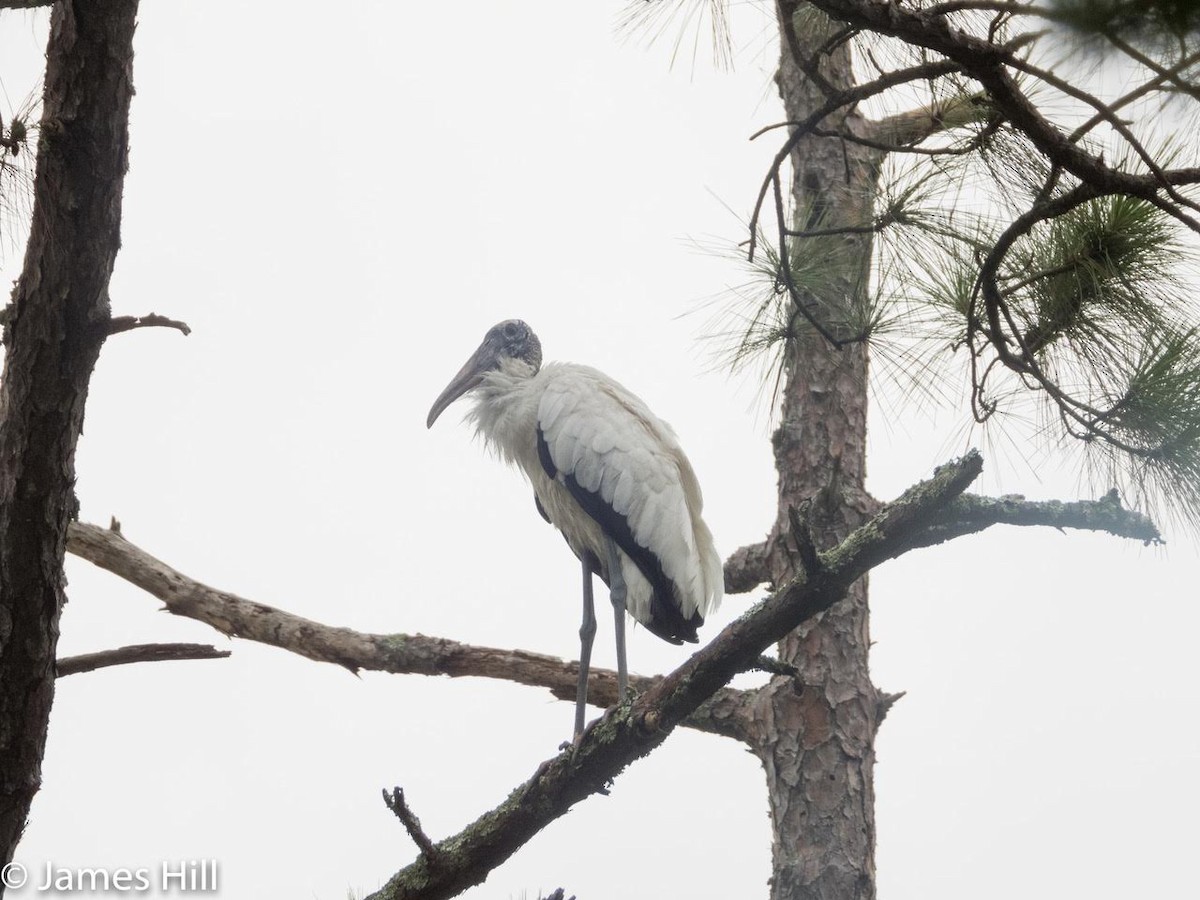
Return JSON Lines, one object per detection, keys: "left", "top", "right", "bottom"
{"left": 426, "top": 319, "right": 543, "bottom": 428}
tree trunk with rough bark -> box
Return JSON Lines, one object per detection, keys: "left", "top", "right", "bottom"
{"left": 749, "top": 6, "right": 885, "bottom": 899}
{"left": 0, "top": 0, "right": 139, "bottom": 873}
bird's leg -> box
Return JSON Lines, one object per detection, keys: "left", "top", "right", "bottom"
{"left": 574, "top": 555, "right": 598, "bottom": 742}
{"left": 604, "top": 536, "right": 629, "bottom": 700}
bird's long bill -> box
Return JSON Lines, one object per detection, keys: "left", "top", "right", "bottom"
{"left": 426, "top": 339, "right": 499, "bottom": 428}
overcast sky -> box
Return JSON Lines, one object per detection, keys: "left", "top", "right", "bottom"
{"left": 1, "top": 2, "right": 1197, "bottom": 899}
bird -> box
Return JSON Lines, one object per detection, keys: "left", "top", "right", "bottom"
{"left": 426, "top": 319, "right": 723, "bottom": 740}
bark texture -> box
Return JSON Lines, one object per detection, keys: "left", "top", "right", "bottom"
{"left": 0, "top": 0, "right": 138, "bottom": 870}
{"left": 748, "top": 6, "right": 886, "bottom": 899}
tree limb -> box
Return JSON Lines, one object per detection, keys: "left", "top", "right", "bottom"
{"left": 364, "top": 453, "right": 994, "bottom": 900}
{"left": 64, "top": 521, "right": 755, "bottom": 742}
{"left": 723, "top": 539, "right": 770, "bottom": 594}
{"left": 56, "top": 643, "right": 230, "bottom": 677}
{"left": 804, "top": 0, "right": 1200, "bottom": 207}
{"left": 107, "top": 312, "right": 192, "bottom": 336}
{"left": 865, "top": 91, "right": 990, "bottom": 148}
{"left": 917, "top": 488, "right": 1163, "bottom": 548}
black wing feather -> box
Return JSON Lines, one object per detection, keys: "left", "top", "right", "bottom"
{"left": 537, "top": 426, "right": 701, "bottom": 644}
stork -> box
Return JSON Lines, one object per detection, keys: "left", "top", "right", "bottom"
{"left": 427, "top": 319, "right": 722, "bottom": 740}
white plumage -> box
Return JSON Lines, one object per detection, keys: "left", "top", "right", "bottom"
{"left": 427, "top": 319, "right": 722, "bottom": 736}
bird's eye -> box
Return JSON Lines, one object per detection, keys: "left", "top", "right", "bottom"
{"left": 502, "top": 322, "right": 521, "bottom": 340}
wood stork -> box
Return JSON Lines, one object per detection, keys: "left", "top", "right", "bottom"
{"left": 426, "top": 319, "right": 722, "bottom": 739}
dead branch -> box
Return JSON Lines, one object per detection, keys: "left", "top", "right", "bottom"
{"left": 918, "top": 488, "right": 1163, "bottom": 548}
{"left": 107, "top": 312, "right": 192, "bottom": 336}
{"left": 383, "top": 788, "right": 442, "bottom": 866}
{"left": 865, "top": 91, "right": 990, "bottom": 147}
{"left": 56, "top": 642, "right": 230, "bottom": 676}
{"left": 64, "top": 520, "right": 756, "bottom": 742}
{"left": 723, "top": 539, "right": 770, "bottom": 594}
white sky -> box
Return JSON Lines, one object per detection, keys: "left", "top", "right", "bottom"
{"left": 1, "top": 2, "right": 1197, "bottom": 898}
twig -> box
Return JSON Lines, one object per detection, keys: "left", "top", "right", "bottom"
{"left": 382, "top": 788, "right": 441, "bottom": 866}
{"left": 749, "top": 655, "right": 801, "bottom": 678}
{"left": 57, "top": 642, "right": 230, "bottom": 676}
{"left": 107, "top": 313, "right": 192, "bottom": 336}
{"left": 747, "top": 58, "right": 963, "bottom": 259}
{"left": 876, "top": 690, "right": 906, "bottom": 724}
{"left": 770, "top": 172, "right": 857, "bottom": 348}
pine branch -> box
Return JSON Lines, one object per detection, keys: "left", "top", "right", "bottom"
{"left": 803, "top": 0, "right": 1200, "bottom": 206}
{"left": 748, "top": 57, "right": 964, "bottom": 258}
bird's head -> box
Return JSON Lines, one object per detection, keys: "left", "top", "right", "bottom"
{"left": 426, "top": 319, "right": 542, "bottom": 428}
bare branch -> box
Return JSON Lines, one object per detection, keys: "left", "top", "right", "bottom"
{"left": 64, "top": 520, "right": 755, "bottom": 742}
{"left": 107, "top": 312, "right": 192, "bottom": 337}
{"left": 876, "top": 689, "right": 906, "bottom": 724}
{"left": 917, "top": 488, "right": 1164, "bottom": 548}
{"left": 383, "top": 788, "right": 442, "bottom": 867}
{"left": 56, "top": 642, "right": 230, "bottom": 677}
{"left": 866, "top": 91, "right": 990, "bottom": 148}
{"left": 724, "top": 539, "right": 770, "bottom": 594}
{"left": 749, "top": 655, "right": 800, "bottom": 679}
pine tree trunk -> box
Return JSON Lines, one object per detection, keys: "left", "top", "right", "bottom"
{"left": 0, "top": 0, "right": 139, "bottom": 873}
{"left": 747, "top": 6, "right": 885, "bottom": 898}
